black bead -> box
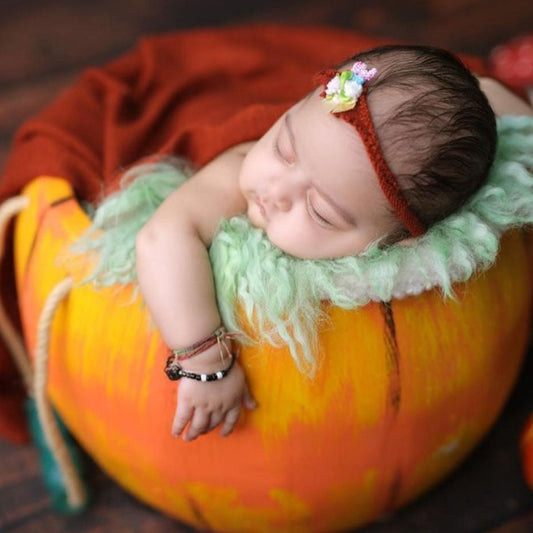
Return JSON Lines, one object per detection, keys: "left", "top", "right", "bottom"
{"left": 165, "top": 364, "right": 182, "bottom": 381}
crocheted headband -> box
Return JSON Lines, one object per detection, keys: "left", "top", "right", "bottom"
{"left": 315, "top": 62, "right": 426, "bottom": 237}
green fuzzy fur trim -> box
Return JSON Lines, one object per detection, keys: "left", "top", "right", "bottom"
{"left": 73, "top": 116, "right": 533, "bottom": 373}
{"left": 71, "top": 157, "right": 193, "bottom": 286}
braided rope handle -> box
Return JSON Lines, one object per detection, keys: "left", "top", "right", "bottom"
{"left": 0, "top": 196, "right": 33, "bottom": 391}
{"left": 0, "top": 194, "right": 88, "bottom": 510}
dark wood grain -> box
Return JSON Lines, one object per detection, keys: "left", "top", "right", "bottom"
{"left": 1, "top": 0, "right": 532, "bottom": 531}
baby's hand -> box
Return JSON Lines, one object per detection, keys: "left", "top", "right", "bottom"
{"left": 172, "top": 360, "right": 256, "bottom": 441}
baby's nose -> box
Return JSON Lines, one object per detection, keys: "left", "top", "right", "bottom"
{"left": 268, "top": 187, "right": 293, "bottom": 212}
{"left": 269, "top": 175, "right": 304, "bottom": 210}
{"left": 274, "top": 197, "right": 291, "bottom": 211}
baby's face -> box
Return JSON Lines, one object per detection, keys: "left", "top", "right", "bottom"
{"left": 238, "top": 90, "right": 397, "bottom": 259}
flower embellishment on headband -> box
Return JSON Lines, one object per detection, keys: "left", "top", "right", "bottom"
{"left": 322, "top": 61, "right": 377, "bottom": 113}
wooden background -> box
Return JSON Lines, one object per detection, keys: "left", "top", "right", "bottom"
{"left": 1, "top": 0, "right": 533, "bottom": 532}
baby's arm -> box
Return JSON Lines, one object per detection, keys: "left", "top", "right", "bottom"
{"left": 479, "top": 77, "right": 533, "bottom": 116}
{"left": 136, "top": 142, "right": 256, "bottom": 441}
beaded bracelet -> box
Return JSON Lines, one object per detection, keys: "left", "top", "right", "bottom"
{"left": 164, "top": 326, "right": 241, "bottom": 381}
{"left": 165, "top": 352, "right": 236, "bottom": 381}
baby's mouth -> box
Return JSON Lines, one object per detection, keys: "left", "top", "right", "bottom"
{"left": 250, "top": 192, "right": 267, "bottom": 217}
{"left": 256, "top": 197, "right": 267, "bottom": 217}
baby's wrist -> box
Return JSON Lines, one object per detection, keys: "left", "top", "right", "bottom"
{"left": 165, "top": 326, "right": 237, "bottom": 381}
{"left": 177, "top": 342, "right": 233, "bottom": 373}
{"left": 164, "top": 326, "right": 238, "bottom": 378}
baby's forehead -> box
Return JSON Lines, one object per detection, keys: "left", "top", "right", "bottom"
{"left": 297, "top": 80, "right": 423, "bottom": 178}
{"left": 291, "top": 92, "right": 376, "bottom": 176}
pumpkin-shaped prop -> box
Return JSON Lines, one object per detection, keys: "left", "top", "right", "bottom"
{"left": 11, "top": 108, "right": 533, "bottom": 531}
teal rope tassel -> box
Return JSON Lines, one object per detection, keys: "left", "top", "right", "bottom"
{"left": 25, "top": 398, "right": 90, "bottom": 514}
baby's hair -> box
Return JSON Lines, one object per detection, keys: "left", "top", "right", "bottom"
{"left": 345, "top": 45, "right": 497, "bottom": 240}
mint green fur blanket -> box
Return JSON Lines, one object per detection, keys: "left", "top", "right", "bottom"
{"left": 74, "top": 115, "right": 533, "bottom": 372}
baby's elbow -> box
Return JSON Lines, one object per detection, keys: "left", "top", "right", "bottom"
{"left": 136, "top": 222, "right": 161, "bottom": 263}
{"left": 136, "top": 217, "right": 184, "bottom": 264}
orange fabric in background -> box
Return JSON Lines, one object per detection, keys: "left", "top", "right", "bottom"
{"left": 0, "top": 25, "right": 489, "bottom": 442}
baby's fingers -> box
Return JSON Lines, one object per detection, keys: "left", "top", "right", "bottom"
{"left": 172, "top": 403, "right": 194, "bottom": 437}
{"left": 243, "top": 383, "right": 257, "bottom": 411}
{"left": 208, "top": 410, "right": 224, "bottom": 432}
{"left": 220, "top": 406, "right": 241, "bottom": 437}
{"left": 184, "top": 410, "right": 211, "bottom": 442}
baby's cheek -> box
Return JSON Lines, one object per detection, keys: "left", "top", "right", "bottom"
{"left": 266, "top": 222, "right": 318, "bottom": 259}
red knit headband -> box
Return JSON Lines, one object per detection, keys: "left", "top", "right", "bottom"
{"left": 315, "top": 66, "right": 426, "bottom": 237}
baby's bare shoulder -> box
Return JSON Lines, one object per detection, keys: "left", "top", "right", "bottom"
{"left": 205, "top": 141, "right": 255, "bottom": 166}
{"left": 191, "top": 141, "right": 254, "bottom": 187}
{"left": 479, "top": 77, "right": 533, "bottom": 116}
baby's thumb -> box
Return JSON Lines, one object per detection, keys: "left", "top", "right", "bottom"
{"left": 243, "top": 385, "right": 257, "bottom": 410}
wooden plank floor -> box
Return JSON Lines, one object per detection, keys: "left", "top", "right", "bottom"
{"left": 1, "top": 0, "right": 533, "bottom": 531}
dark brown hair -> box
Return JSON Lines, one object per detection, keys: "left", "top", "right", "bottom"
{"left": 346, "top": 45, "right": 497, "bottom": 238}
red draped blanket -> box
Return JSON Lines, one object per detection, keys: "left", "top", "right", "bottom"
{"left": 0, "top": 24, "right": 489, "bottom": 442}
